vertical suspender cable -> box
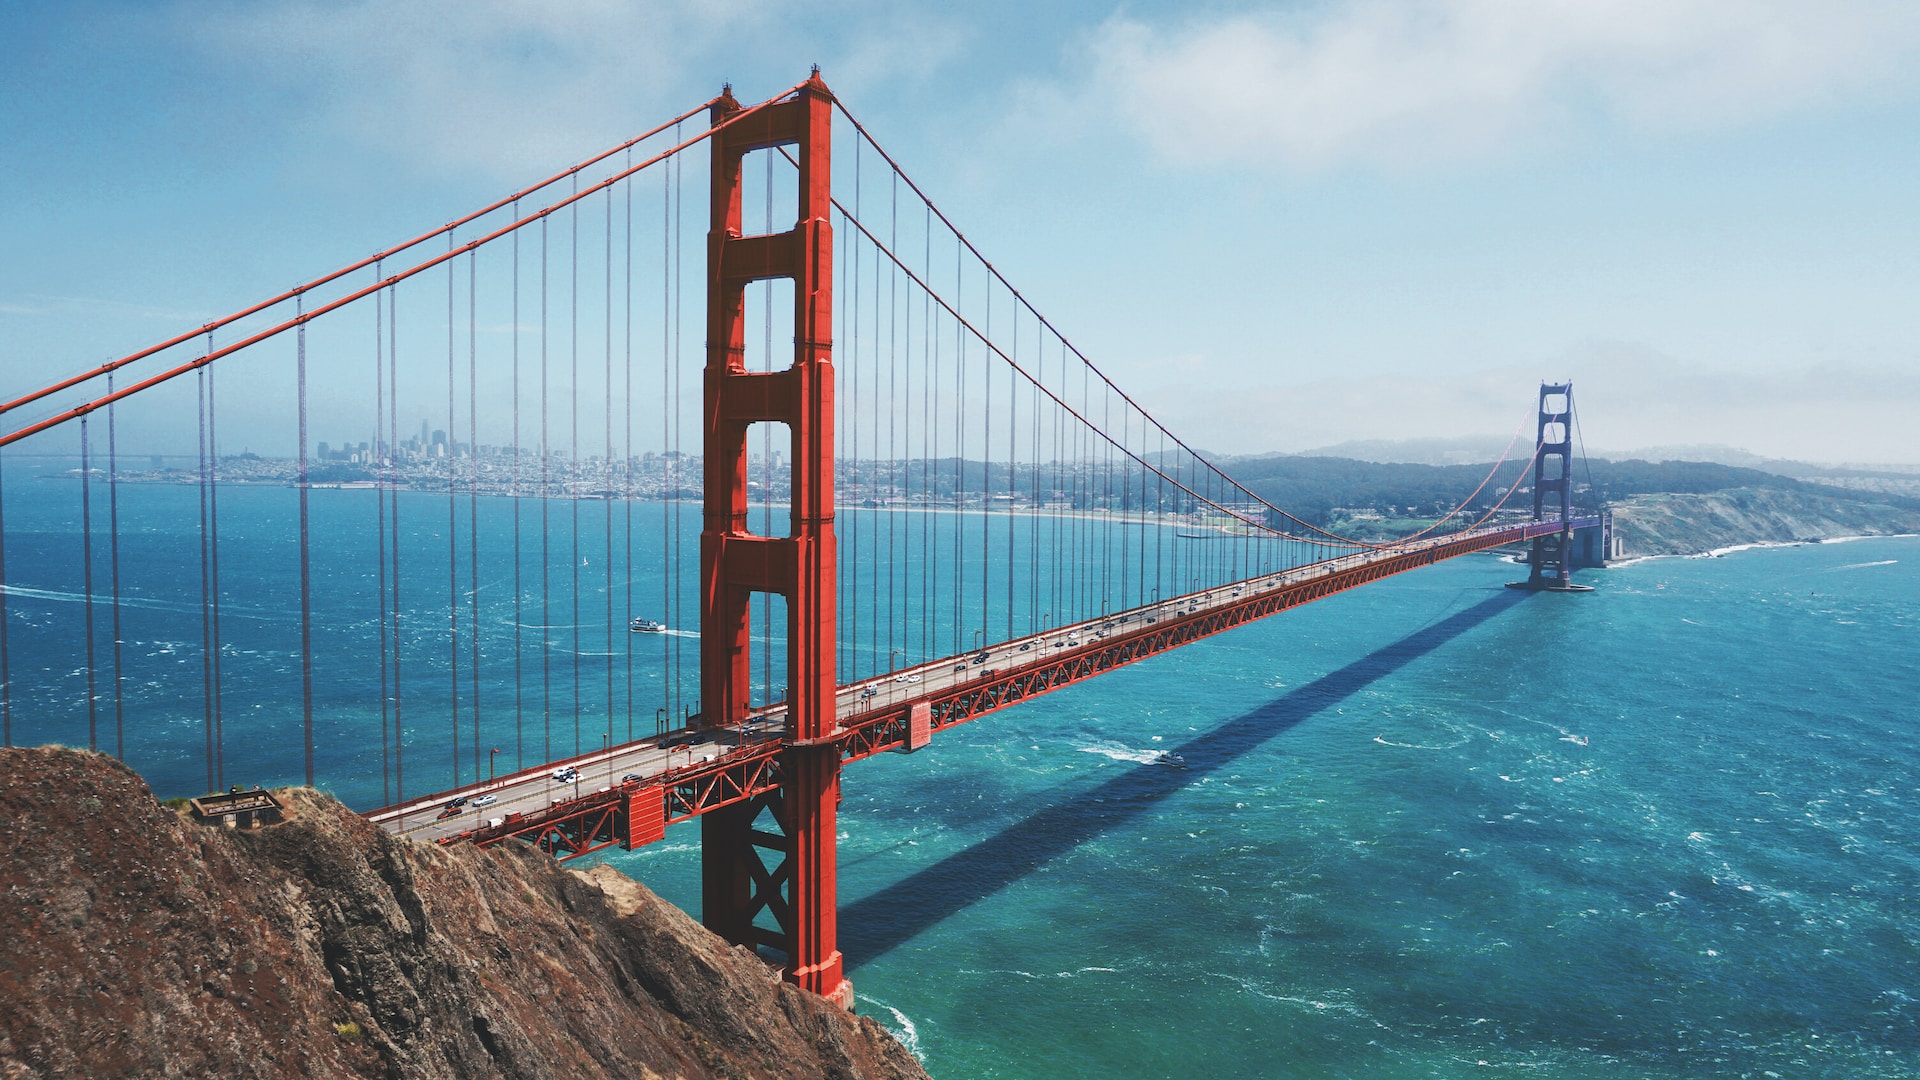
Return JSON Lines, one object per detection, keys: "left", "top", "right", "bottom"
{"left": 375, "top": 277, "right": 392, "bottom": 804}
{"left": 870, "top": 166, "right": 883, "bottom": 676}
{"left": 982, "top": 279, "right": 991, "bottom": 637}
{"left": 541, "top": 215, "right": 552, "bottom": 760}
{"left": 571, "top": 180, "right": 582, "bottom": 755}
{"left": 625, "top": 153, "right": 641, "bottom": 737}
{"left": 850, "top": 191, "right": 860, "bottom": 674}
{"left": 894, "top": 169, "right": 902, "bottom": 668}
{"left": 671, "top": 133, "right": 685, "bottom": 725}
{"left": 872, "top": 185, "right": 883, "bottom": 671}
{"left": 208, "top": 365, "right": 224, "bottom": 788}
{"left": 1029, "top": 330, "right": 1040, "bottom": 635}
{"left": 867, "top": 156, "right": 881, "bottom": 678}
{"left": 388, "top": 281, "right": 403, "bottom": 803}
{"left": 468, "top": 252, "right": 481, "bottom": 778}
{"left": 1006, "top": 304, "right": 1016, "bottom": 642}
{"left": 623, "top": 153, "right": 635, "bottom": 741}
{"left": 1050, "top": 337, "right": 1060, "bottom": 631}
{"left": 0, "top": 438, "right": 7, "bottom": 737}
{"left": 297, "top": 294, "right": 315, "bottom": 786}
{"left": 763, "top": 149, "right": 774, "bottom": 700}
{"left": 1105, "top": 386, "right": 1121, "bottom": 611}
{"left": 921, "top": 203, "right": 932, "bottom": 665}
{"left": 512, "top": 217, "right": 526, "bottom": 770}
{"left": 198, "top": 366, "right": 213, "bottom": 792}
{"left": 952, "top": 234, "right": 963, "bottom": 657}
{"left": 1102, "top": 389, "right": 1112, "bottom": 613}
{"left": 1144, "top": 426, "right": 1159, "bottom": 614}
{"left": 661, "top": 146, "right": 673, "bottom": 727}
{"left": 107, "top": 375, "right": 125, "bottom": 759}
{"left": 448, "top": 236, "right": 462, "bottom": 785}
{"left": 0, "top": 443, "right": 9, "bottom": 748}
{"left": 847, "top": 149, "right": 860, "bottom": 683}
{"left": 81, "top": 416, "right": 98, "bottom": 751}
{"left": 604, "top": 186, "right": 615, "bottom": 745}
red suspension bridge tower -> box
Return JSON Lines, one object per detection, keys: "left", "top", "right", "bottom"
{"left": 697, "top": 72, "right": 850, "bottom": 1007}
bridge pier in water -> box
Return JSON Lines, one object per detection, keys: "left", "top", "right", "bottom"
{"left": 696, "top": 72, "right": 851, "bottom": 1008}
{"left": 1509, "top": 381, "right": 1600, "bottom": 593}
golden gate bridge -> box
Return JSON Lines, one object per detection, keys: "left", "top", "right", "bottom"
{"left": 0, "top": 72, "right": 1607, "bottom": 1009}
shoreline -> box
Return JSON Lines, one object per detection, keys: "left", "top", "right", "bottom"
{"left": 1604, "top": 532, "right": 1920, "bottom": 568}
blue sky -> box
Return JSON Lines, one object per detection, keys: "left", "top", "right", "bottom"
{"left": 5, "top": 0, "right": 1919, "bottom": 463}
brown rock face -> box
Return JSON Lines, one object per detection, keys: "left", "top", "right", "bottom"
{"left": 0, "top": 747, "right": 928, "bottom": 1080}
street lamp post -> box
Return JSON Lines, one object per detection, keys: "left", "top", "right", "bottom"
{"left": 489, "top": 747, "right": 500, "bottom": 783}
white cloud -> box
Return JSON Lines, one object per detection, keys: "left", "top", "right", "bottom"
{"left": 177, "top": 0, "right": 969, "bottom": 183}
{"left": 181, "top": 0, "right": 750, "bottom": 181}
{"left": 1079, "top": 0, "right": 1920, "bottom": 170}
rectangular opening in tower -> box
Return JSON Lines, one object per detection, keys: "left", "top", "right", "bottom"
{"left": 748, "top": 589, "right": 791, "bottom": 711}
{"left": 743, "top": 421, "right": 793, "bottom": 538}
{"left": 741, "top": 277, "right": 797, "bottom": 374}
{"left": 738, "top": 147, "right": 800, "bottom": 238}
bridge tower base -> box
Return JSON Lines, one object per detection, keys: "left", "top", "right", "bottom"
{"left": 698, "top": 72, "right": 850, "bottom": 1007}
{"left": 1508, "top": 381, "right": 1595, "bottom": 593}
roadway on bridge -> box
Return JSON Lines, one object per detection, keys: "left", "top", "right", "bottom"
{"left": 370, "top": 523, "right": 1551, "bottom": 847}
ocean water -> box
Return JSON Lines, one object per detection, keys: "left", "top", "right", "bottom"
{"left": 4, "top": 467, "right": 1918, "bottom": 1076}
{"left": 612, "top": 535, "right": 1920, "bottom": 1078}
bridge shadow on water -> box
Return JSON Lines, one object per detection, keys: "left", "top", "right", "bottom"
{"left": 838, "top": 587, "right": 1526, "bottom": 969}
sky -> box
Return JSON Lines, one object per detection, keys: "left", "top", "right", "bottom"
{"left": 4, "top": 0, "right": 1919, "bottom": 465}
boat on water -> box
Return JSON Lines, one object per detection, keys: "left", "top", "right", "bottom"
{"left": 629, "top": 618, "right": 666, "bottom": 633}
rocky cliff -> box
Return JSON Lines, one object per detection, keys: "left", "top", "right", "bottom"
{"left": 0, "top": 747, "right": 928, "bottom": 1080}
{"left": 1610, "top": 487, "right": 1920, "bottom": 557}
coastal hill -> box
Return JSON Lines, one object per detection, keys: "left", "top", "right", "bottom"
{"left": 0, "top": 746, "right": 927, "bottom": 1080}
{"left": 1216, "top": 450, "right": 1920, "bottom": 555}
{"left": 1607, "top": 487, "right": 1920, "bottom": 556}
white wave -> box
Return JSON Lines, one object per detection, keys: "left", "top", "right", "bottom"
{"left": 1075, "top": 740, "right": 1167, "bottom": 765}
{"left": 1075, "top": 737, "right": 1190, "bottom": 764}
{"left": 1831, "top": 559, "right": 1897, "bottom": 571}
{"left": 881, "top": 1005, "right": 921, "bottom": 1061}
{"left": 1372, "top": 734, "right": 1467, "bottom": 750}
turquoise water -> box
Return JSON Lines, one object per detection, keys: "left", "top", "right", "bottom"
{"left": 5, "top": 466, "right": 1919, "bottom": 1076}
{"left": 614, "top": 535, "right": 1920, "bottom": 1078}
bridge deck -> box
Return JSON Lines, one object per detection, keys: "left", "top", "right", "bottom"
{"left": 370, "top": 516, "right": 1595, "bottom": 856}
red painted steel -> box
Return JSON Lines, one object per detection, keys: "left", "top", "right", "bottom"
{"left": 624, "top": 787, "right": 666, "bottom": 848}
{"left": 903, "top": 703, "right": 932, "bottom": 753}
{"left": 697, "top": 72, "right": 849, "bottom": 1008}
